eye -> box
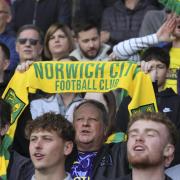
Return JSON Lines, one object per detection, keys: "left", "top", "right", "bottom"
{"left": 30, "top": 137, "right": 36, "bottom": 142}
{"left": 49, "top": 35, "right": 55, "bottom": 40}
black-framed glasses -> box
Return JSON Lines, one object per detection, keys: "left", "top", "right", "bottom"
{"left": 17, "top": 38, "right": 39, "bottom": 46}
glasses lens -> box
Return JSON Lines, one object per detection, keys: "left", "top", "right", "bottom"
{"left": 18, "top": 38, "right": 39, "bottom": 46}
{"left": 29, "top": 39, "right": 39, "bottom": 45}
{"left": 18, "top": 38, "right": 27, "bottom": 44}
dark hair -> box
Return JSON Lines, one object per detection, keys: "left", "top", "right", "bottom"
{"left": 25, "top": 112, "right": 75, "bottom": 142}
{"left": 73, "top": 20, "right": 100, "bottom": 37}
{"left": 0, "top": 98, "right": 11, "bottom": 128}
{"left": 0, "top": 42, "right": 10, "bottom": 59}
{"left": 141, "top": 47, "right": 170, "bottom": 68}
{"left": 16, "top": 24, "right": 44, "bottom": 45}
{"left": 73, "top": 99, "right": 108, "bottom": 126}
{"left": 128, "top": 112, "right": 178, "bottom": 146}
{"left": 44, "top": 23, "right": 75, "bottom": 59}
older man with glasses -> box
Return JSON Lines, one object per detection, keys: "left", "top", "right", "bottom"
{"left": 16, "top": 24, "right": 43, "bottom": 64}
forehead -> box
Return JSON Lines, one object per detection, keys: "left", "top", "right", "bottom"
{"left": 18, "top": 29, "right": 40, "bottom": 39}
{"left": 78, "top": 28, "right": 99, "bottom": 39}
{"left": 148, "top": 59, "right": 165, "bottom": 65}
{"left": 30, "top": 129, "right": 58, "bottom": 137}
{"left": 74, "top": 103, "right": 102, "bottom": 116}
{"left": 0, "top": 1, "right": 8, "bottom": 11}
{"left": 129, "top": 119, "right": 167, "bottom": 134}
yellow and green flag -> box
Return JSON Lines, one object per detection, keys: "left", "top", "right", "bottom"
{"left": 0, "top": 61, "right": 158, "bottom": 179}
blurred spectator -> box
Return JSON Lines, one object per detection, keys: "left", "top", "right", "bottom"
{"left": 0, "top": 42, "right": 13, "bottom": 95}
{"left": 70, "top": 20, "right": 111, "bottom": 60}
{"left": 15, "top": 24, "right": 43, "bottom": 63}
{"left": 122, "top": 112, "right": 178, "bottom": 180}
{"left": 72, "top": 0, "right": 117, "bottom": 28}
{"left": 101, "top": 0, "right": 156, "bottom": 45}
{"left": 44, "top": 23, "right": 75, "bottom": 60}
{"left": 26, "top": 112, "right": 74, "bottom": 180}
{"left": 0, "top": 0, "right": 19, "bottom": 70}
{"left": 66, "top": 100, "right": 129, "bottom": 179}
{"left": 11, "top": 0, "right": 72, "bottom": 33}
{"left": 139, "top": 9, "right": 171, "bottom": 36}
{"left": 12, "top": 24, "right": 43, "bottom": 157}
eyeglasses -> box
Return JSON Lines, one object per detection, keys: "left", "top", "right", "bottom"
{"left": 17, "top": 38, "right": 39, "bottom": 46}
{"left": 0, "top": 10, "right": 8, "bottom": 14}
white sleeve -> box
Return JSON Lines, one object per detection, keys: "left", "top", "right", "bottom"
{"left": 113, "top": 34, "right": 159, "bottom": 62}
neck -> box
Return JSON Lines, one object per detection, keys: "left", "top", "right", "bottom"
{"left": 52, "top": 53, "right": 68, "bottom": 60}
{"left": 0, "top": 25, "right": 6, "bottom": 34}
{"left": 172, "top": 39, "right": 180, "bottom": 48}
{"left": 77, "top": 140, "right": 103, "bottom": 152}
{"left": 34, "top": 164, "right": 66, "bottom": 180}
{"left": 125, "top": 0, "right": 139, "bottom": 9}
{"left": 132, "top": 166, "right": 165, "bottom": 180}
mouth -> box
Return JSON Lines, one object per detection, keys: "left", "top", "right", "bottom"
{"left": 80, "top": 130, "right": 91, "bottom": 135}
{"left": 24, "top": 49, "right": 32, "bottom": 54}
{"left": 133, "top": 144, "right": 145, "bottom": 152}
{"left": 34, "top": 153, "right": 45, "bottom": 160}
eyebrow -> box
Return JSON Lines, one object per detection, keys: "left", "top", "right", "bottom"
{"left": 128, "top": 128, "right": 160, "bottom": 135}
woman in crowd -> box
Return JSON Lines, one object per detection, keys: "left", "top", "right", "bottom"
{"left": 43, "top": 23, "right": 75, "bottom": 60}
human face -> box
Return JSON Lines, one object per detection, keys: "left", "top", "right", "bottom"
{"left": 0, "top": 46, "right": 8, "bottom": 72}
{"left": 127, "top": 120, "right": 169, "bottom": 168}
{"left": 173, "top": 16, "right": 180, "bottom": 38}
{"left": 73, "top": 103, "right": 105, "bottom": 151}
{"left": 77, "top": 28, "right": 101, "bottom": 59}
{"left": 0, "top": 1, "right": 11, "bottom": 33}
{"left": 16, "top": 29, "right": 42, "bottom": 63}
{"left": 147, "top": 60, "right": 168, "bottom": 89}
{"left": 29, "top": 129, "right": 73, "bottom": 171}
{"left": 48, "top": 29, "right": 70, "bottom": 60}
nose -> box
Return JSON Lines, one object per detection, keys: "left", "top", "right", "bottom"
{"left": 55, "top": 36, "right": 60, "bottom": 42}
{"left": 135, "top": 134, "right": 145, "bottom": 142}
{"left": 25, "top": 39, "right": 31, "bottom": 46}
{"left": 34, "top": 139, "right": 43, "bottom": 149}
{"left": 88, "top": 40, "right": 94, "bottom": 48}
{"left": 82, "top": 119, "right": 90, "bottom": 126}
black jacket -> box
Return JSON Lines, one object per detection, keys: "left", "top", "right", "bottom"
{"left": 66, "top": 142, "right": 130, "bottom": 180}
{"left": 12, "top": 0, "right": 72, "bottom": 33}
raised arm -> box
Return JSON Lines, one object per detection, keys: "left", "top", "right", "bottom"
{"left": 112, "top": 14, "right": 176, "bottom": 61}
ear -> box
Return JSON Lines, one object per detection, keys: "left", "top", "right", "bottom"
{"left": 0, "top": 124, "right": 9, "bottom": 136}
{"left": 6, "top": 14, "right": 12, "bottom": 23}
{"left": 163, "top": 144, "right": 175, "bottom": 167}
{"left": 3, "top": 59, "right": 10, "bottom": 70}
{"left": 15, "top": 43, "right": 19, "bottom": 54}
{"left": 64, "top": 141, "right": 73, "bottom": 156}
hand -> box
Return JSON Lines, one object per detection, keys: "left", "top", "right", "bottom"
{"left": 16, "top": 60, "right": 34, "bottom": 72}
{"left": 139, "top": 61, "right": 157, "bottom": 82}
{"left": 156, "top": 13, "right": 176, "bottom": 42}
{"left": 109, "top": 52, "right": 117, "bottom": 60}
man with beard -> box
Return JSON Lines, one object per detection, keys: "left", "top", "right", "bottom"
{"left": 70, "top": 20, "right": 111, "bottom": 61}
{"left": 121, "top": 112, "right": 178, "bottom": 180}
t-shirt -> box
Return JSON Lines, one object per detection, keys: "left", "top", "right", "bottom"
{"left": 70, "top": 151, "right": 97, "bottom": 179}
{"left": 165, "top": 47, "right": 180, "bottom": 93}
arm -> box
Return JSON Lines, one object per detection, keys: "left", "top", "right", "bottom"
{"left": 113, "top": 34, "right": 158, "bottom": 61}
{"left": 113, "top": 14, "right": 176, "bottom": 61}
